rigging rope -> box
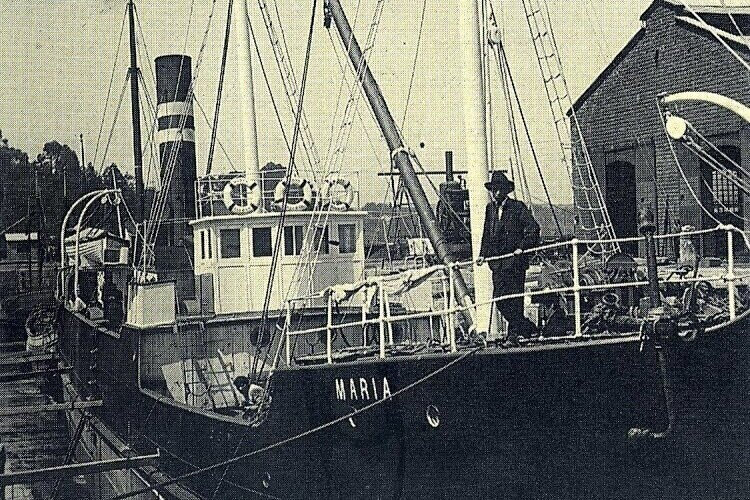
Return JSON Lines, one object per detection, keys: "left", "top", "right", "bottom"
{"left": 658, "top": 102, "right": 722, "bottom": 227}
{"left": 105, "top": 345, "right": 483, "bottom": 500}
{"left": 143, "top": 0, "right": 220, "bottom": 265}
{"left": 520, "top": 0, "right": 617, "bottom": 256}
{"left": 217, "top": 3, "right": 320, "bottom": 496}
{"left": 400, "top": 0, "right": 427, "bottom": 129}
{"left": 253, "top": 0, "right": 319, "bottom": 377}
{"left": 257, "top": 0, "right": 322, "bottom": 180}
{"left": 718, "top": 0, "right": 750, "bottom": 52}
{"left": 492, "top": 24, "right": 563, "bottom": 236}
{"left": 677, "top": 0, "right": 750, "bottom": 74}
{"left": 194, "top": 96, "right": 238, "bottom": 172}
{"left": 246, "top": 9, "right": 293, "bottom": 157}
{"left": 323, "top": 0, "right": 365, "bottom": 166}
{"left": 92, "top": 6, "right": 128, "bottom": 169}
{"left": 205, "top": 0, "right": 234, "bottom": 176}
{"left": 98, "top": 74, "right": 131, "bottom": 174}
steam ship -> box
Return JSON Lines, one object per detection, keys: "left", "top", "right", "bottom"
{"left": 55, "top": 1, "right": 750, "bottom": 498}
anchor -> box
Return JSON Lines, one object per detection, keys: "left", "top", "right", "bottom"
{"left": 629, "top": 205, "right": 677, "bottom": 441}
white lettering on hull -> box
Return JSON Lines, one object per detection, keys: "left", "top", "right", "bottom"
{"left": 334, "top": 377, "right": 392, "bottom": 402}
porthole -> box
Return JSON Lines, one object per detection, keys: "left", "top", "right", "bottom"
{"left": 426, "top": 405, "right": 440, "bottom": 428}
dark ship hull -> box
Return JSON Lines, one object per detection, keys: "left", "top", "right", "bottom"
{"left": 59, "top": 308, "right": 750, "bottom": 499}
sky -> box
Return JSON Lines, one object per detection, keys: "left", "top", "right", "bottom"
{"left": 0, "top": 0, "right": 737, "bottom": 205}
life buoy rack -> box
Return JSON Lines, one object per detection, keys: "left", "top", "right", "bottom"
{"left": 322, "top": 176, "right": 354, "bottom": 211}
{"left": 273, "top": 177, "right": 313, "bottom": 211}
{"left": 223, "top": 177, "right": 261, "bottom": 214}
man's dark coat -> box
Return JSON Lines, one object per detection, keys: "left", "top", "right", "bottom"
{"left": 479, "top": 198, "right": 540, "bottom": 274}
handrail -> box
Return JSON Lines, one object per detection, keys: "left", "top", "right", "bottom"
{"left": 283, "top": 223, "right": 750, "bottom": 365}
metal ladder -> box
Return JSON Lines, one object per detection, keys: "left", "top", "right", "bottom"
{"left": 520, "top": 0, "right": 619, "bottom": 257}
{"left": 257, "top": 0, "right": 322, "bottom": 180}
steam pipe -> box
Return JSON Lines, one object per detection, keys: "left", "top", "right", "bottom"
{"left": 445, "top": 151, "right": 454, "bottom": 183}
{"left": 325, "top": 0, "right": 475, "bottom": 330}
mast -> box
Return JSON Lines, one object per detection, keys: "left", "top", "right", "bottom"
{"left": 460, "top": 0, "right": 497, "bottom": 336}
{"left": 128, "top": 0, "right": 145, "bottom": 223}
{"left": 234, "top": 0, "right": 261, "bottom": 183}
{"left": 325, "top": 0, "right": 475, "bottom": 330}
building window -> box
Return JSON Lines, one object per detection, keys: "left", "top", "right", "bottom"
{"left": 284, "top": 226, "right": 304, "bottom": 256}
{"left": 338, "top": 224, "right": 356, "bottom": 254}
{"left": 702, "top": 145, "right": 743, "bottom": 219}
{"left": 200, "top": 231, "right": 206, "bottom": 260}
{"left": 252, "top": 227, "right": 272, "bottom": 257}
{"left": 207, "top": 230, "right": 212, "bottom": 259}
{"left": 220, "top": 229, "right": 241, "bottom": 258}
{"left": 313, "top": 225, "right": 329, "bottom": 254}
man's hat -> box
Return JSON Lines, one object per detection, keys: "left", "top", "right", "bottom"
{"left": 484, "top": 171, "right": 515, "bottom": 193}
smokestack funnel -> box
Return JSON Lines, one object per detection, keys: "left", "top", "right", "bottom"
{"left": 445, "top": 150, "right": 454, "bottom": 182}
{"left": 155, "top": 54, "right": 197, "bottom": 276}
{"left": 155, "top": 55, "right": 197, "bottom": 254}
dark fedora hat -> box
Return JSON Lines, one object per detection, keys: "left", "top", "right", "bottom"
{"left": 484, "top": 171, "right": 515, "bottom": 192}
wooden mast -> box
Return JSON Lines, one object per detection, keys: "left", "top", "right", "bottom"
{"left": 460, "top": 0, "right": 497, "bottom": 337}
{"left": 128, "top": 0, "right": 145, "bottom": 224}
{"left": 325, "top": 0, "right": 476, "bottom": 332}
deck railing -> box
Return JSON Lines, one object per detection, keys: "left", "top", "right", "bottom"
{"left": 283, "top": 224, "right": 750, "bottom": 366}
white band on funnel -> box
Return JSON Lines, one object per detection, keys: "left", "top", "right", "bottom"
{"left": 157, "top": 101, "right": 194, "bottom": 119}
{"left": 157, "top": 128, "right": 195, "bottom": 144}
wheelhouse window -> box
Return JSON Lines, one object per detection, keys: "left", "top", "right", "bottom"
{"left": 284, "top": 226, "right": 304, "bottom": 256}
{"left": 252, "top": 227, "right": 272, "bottom": 257}
{"left": 220, "top": 229, "right": 241, "bottom": 259}
{"left": 338, "top": 224, "right": 356, "bottom": 254}
{"left": 313, "top": 225, "right": 329, "bottom": 254}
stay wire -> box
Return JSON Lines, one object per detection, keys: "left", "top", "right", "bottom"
{"left": 252, "top": 0, "right": 318, "bottom": 385}
{"left": 104, "top": 345, "right": 482, "bottom": 500}
{"left": 323, "top": 0, "right": 364, "bottom": 165}
{"left": 658, "top": 100, "right": 721, "bottom": 226}
{"left": 228, "top": 2, "right": 319, "bottom": 497}
{"left": 493, "top": 22, "right": 563, "bottom": 237}
{"left": 205, "top": 0, "right": 234, "bottom": 176}
{"left": 400, "top": 0, "right": 427, "bottom": 130}
{"left": 678, "top": 1, "right": 750, "bottom": 74}
{"left": 93, "top": 5, "right": 128, "bottom": 169}
{"left": 194, "top": 96, "right": 238, "bottom": 172}
{"left": 247, "top": 10, "right": 293, "bottom": 156}
{"left": 99, "top": 73, "right": 131, "bottom": 174}
{"left": 718, "top": 0, "right": 750, "bottom": 52}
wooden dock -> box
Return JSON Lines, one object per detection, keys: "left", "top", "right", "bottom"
{"left": 0, "top": 350, "right": 91, "bottom": 499}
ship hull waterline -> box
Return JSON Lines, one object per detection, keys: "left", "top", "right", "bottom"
{"left": 59, "top": 308, "right": 750, "bottom": 499}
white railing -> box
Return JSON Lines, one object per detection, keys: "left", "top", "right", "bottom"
{"left": 283, "top": 224, "right": 750, "bottom": 366}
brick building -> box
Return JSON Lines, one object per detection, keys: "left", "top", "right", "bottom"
{"left": 572, "top": 0, "right": 750, "bottom": 257}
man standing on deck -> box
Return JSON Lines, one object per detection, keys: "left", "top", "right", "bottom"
{"left": 476, "top": 171, "right": 540, "bottom": 347}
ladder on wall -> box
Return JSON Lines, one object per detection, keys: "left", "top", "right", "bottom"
{"left": 519, "top": 0, "right": 619, "bottom": 257}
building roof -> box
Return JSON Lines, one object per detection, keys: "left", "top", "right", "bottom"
{"left": 571, "top": 0, "right": 750, "bottom": 113}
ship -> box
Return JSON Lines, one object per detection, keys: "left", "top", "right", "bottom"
{"left": 54, "top": 1, "right": 750, "bottom": 499}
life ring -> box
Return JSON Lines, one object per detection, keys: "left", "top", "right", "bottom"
{"left": 322, "top": 177, "right": 354, "bottom": 211}
{"left": 223, "top": 177, "right": 261, "bottom": 214}
{"left": 273, "top": 177, "right": 313, "bottom": 211}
